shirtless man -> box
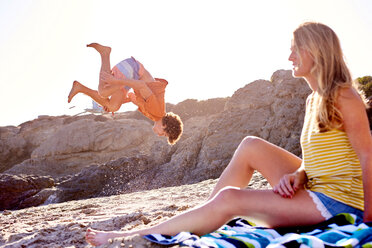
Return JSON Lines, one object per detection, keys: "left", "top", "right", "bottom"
{"left": 68, "top": 43, "right": 183, "bottom": 144}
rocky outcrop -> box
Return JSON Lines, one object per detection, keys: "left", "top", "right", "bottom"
{"left": 2, "top": 101, "right": 227, "bottom": 177}
{"left": 9, "top": 118, "right": 168, "bottom": 177}
{"left": 54, "top": 155, "right": 154, "bottom": 203}
{"left": 0, "top": 174, "right": 54, "bottom": 210}
{"left": 168, "top": 98, "right": 229, "bottom": 121}
{"left": 184, "top": 70, "right": 311, "bottom": 183}
{"left": 0, "top": 69, "right": 312, "bottom": 210}
{"left": 0, "top": 126, "right": 29, "bottom": 172}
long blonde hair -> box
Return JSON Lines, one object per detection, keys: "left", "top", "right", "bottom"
{"left": 293, "top": 22, "right": 357, "bottom": 132}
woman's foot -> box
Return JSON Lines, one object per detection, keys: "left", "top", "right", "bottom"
{"left": 87, "top": 43, "right": 111, "bottom": 55}
{"left": 68, "top": 80, "right": 82, "bottom": 103}
{"left": 85, "top": 228, "right": 127, "bottom": 246}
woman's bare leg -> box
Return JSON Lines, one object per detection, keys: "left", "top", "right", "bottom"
{"left": 209, "top": 136, "right": 302, "bottom": 199}
{"left": 67, "top": 81, "right": 125, "bottom": 112}
{"left": 87, "top": 43, "right": 122, "bottom": 98}
{"left": 85, "top": 137, "right": 321, "bottom": 247}
{"left": 86, "top": 187, "right": 324, "bottom": 246}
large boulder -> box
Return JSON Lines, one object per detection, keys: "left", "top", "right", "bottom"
{"left": 0, "top": 126, "right": 28, "bottom": 172}
{"left": 186, "top": 70, "right": 311, "bottom": 182}
{"left": 168, "top": 98, "right": 229, "bottom": 121}
{"left": 146, "top": 115, "right": 217, "bottom": 188}
{"left": 264, "top": 69, "right": 311, "bottom": 153}
{"left": 5, "top": 117, "right": 170, "bottom": 177}
{"left": 52, "top": 155, "right": 155, "bottom": 203}
{"left": 0, "top": 174, "right": 54, "bottom": 210}
{"left": 0, "top": 114, "right": 112, "bottom": 173}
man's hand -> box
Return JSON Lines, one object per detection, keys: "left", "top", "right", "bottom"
{"left": 100, "top": 71, "right": 118, "bottom": 87}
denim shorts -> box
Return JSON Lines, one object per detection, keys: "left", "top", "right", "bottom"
{"left": 307, "top": 190, "right": 364, "bottom": 222}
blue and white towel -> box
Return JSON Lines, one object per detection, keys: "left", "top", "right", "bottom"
{"left": 144, "top": 213, "right": 372, "bottom": 247}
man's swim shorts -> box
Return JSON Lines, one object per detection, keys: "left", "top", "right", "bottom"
{"left": 112, "top": 57, "right": 143, "bottom": 91}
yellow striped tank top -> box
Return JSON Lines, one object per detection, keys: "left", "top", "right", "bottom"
{"left": 301, "top": 93, "right": 364, "bottom": 211}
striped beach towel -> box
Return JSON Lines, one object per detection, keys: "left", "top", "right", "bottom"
{"left": 144, "top": 213, "right": 372, "bottom": 247}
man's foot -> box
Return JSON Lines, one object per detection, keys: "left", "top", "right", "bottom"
{"left": 85, "top": 228, "right": 124, "bottom": 246}
{"left": 87, "top": 43, "right": 111, "bottom": 55}
{"left": 68, "top": 81, "right": 82, "bottom": 103}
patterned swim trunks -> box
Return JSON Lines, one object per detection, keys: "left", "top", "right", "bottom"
{"left": 111, "top": 57, "right": 142, "bottom": 91}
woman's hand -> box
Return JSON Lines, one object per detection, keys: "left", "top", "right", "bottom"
{"left": 273, "top": 170, "right": 307, "bottom": 198}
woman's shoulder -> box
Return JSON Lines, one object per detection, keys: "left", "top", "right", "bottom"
{"left": 337, "top": 86, "right": 364, "bottom": 106}
{"left": 336, "top": 85, "right": 367, "bottom": 120}
{"left": 338, "top": 86, "right": 359, "bottom": 98}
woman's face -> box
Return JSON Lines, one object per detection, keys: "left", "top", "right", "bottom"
{"left": 288, "top": 41, "right": 314, "bottom": 79}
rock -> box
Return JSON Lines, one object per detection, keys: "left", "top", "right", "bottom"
{"left": 147, "top": 115, "right": 217, "bottom": 188}
{"left": 186, "top": 70, "right": 311, "bottom": 182}
{"left": 265, "top": 70, "right": 311, "bottom": 154}
{"left": 0, "top": 126, "right": 28, "bottom": 172}
{"left": 168, "top": 98, "right": 228, "bottom": 121}
{"left": 0, "top": 114, "right": 112, "bottom": 173}
{"left": 5, "top": 118, "right": 169, "bottom": 177}
{"left": 224, "top": 79, "right": 275, "bottom": 111}
{"left": 53, "top": 155, "right": 156, "bottom": 203}
{"left": 0, "top": 174, "right": 55, "bottom": 210}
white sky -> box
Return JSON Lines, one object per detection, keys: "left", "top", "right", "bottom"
{"left": 0, "top": 0, "right": 371, "bottom": 126}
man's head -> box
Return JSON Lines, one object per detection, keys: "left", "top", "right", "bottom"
{"left": 162, "top": 112, "right": 183, "bottom": 145}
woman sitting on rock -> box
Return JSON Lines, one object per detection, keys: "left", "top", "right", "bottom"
{"left": 85, "top": 22, "right": 372, "bottom": 246}
{"left": 68, "top": 43, "right": 183, "bottom": 145}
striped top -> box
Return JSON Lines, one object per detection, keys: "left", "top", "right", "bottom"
{"left": 301, "top": 93, "right": 364, "bottom": 210}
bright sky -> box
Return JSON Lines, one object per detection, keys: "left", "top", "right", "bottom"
{"left": 0, "top": 0, "right": 371, "bottom": 127}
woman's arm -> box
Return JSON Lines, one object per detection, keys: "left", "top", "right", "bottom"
{"left": 273, "top": 162, "right": 307, "bottom": 198}
{"left": 337, "top": 87, "right": 372, "bottom": 222}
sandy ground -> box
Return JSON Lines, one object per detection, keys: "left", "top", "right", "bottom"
{"left": 0, "top": 173, "right": 270, "bottom": 248}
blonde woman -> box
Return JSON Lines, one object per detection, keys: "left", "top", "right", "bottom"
{"left": 85, "top": 22, "right": 372, "bottom": 246}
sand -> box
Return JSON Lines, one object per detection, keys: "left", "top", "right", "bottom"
{"left": 0, "top": 173, "right": 270, "bottom": 248}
